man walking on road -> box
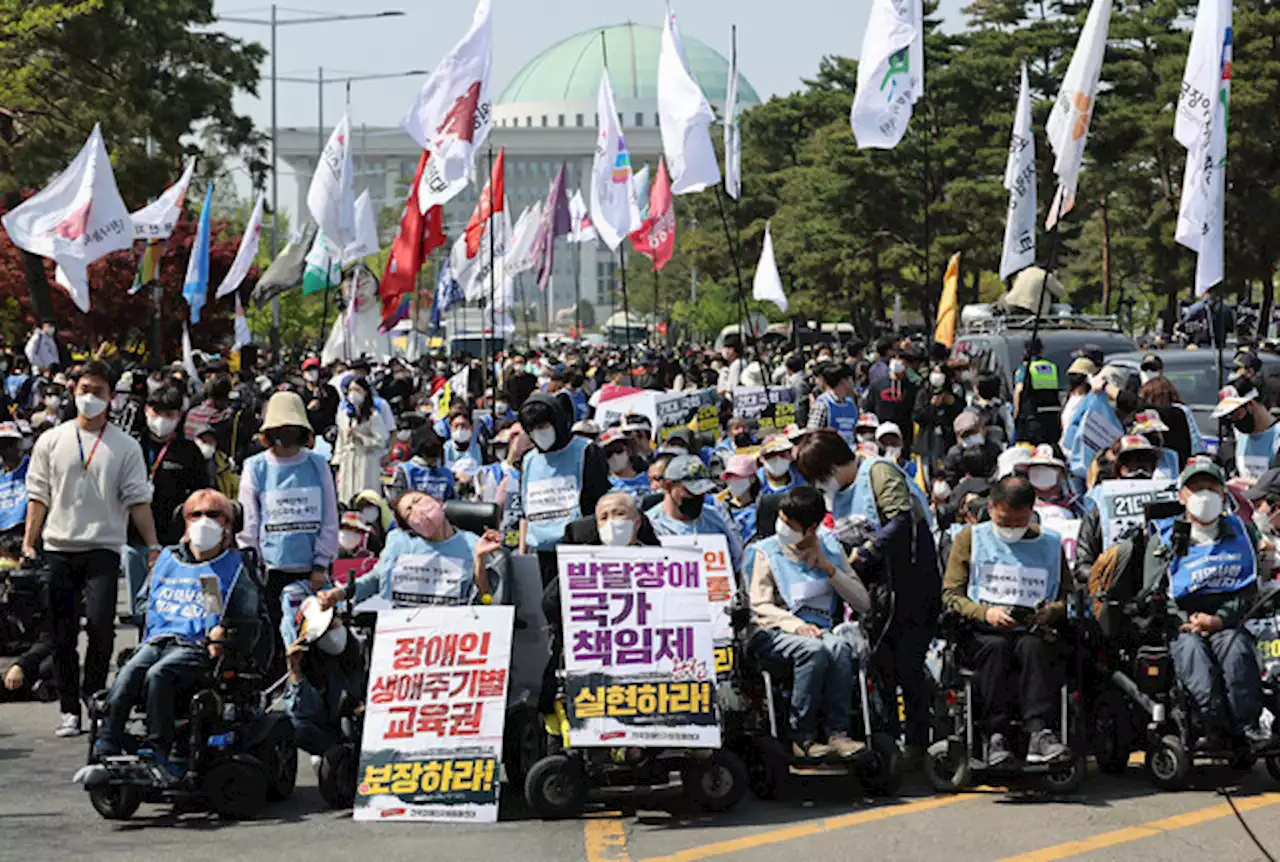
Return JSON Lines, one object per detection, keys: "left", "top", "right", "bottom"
{"left": 23, "top": 360, "right": 160, "bottom": 738}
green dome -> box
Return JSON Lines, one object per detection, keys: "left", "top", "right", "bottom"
{"left": 498, "top": 23, "right": 760, "bottom": 107}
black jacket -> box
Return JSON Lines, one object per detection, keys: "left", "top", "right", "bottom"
{"left": 519, "top": 391, "right": 611, "bottom": 524}
{"left": 128, "top": 434, "right": 211, "bottom": 546}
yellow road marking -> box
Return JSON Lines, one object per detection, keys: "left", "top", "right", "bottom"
{"left": 640, "top": 794, "right": 979, "bottom": 862}
{"left": 997, "top": 792, "right": 1280, "bottom": 862}
{"left": 585, "top": 812, "right": 632, "bottom": 862}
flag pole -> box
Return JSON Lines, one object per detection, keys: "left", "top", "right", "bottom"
{"left": 712, "top": 185, "right": 758, "bottom": 361}
{"left": 619, "top": 247, "right": 633, "bottom": 373}
{"left": 652, "top": 266, "right": 660, "bottom": 347}
{"left": 486, "top": 144, "right": 496, "bottom": 408}
{"left": 573, "top": 239, "right": 582, "bottom": 342}
{"left": 319, "top": 277, "right": 330, "bottom": 354}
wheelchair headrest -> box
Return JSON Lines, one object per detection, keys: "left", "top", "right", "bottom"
{"left": 444, "top": 500, "right": 501, "bottom": 536}
{"left": 755, "top": 494, "right": 783, "bottom": 539}
{"left": 169, "top": 500, "right": 245, "bottom": 535}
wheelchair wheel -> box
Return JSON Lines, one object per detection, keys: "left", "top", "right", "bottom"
{"left": 745, "top": 743, "right": 779, "bottom": 800}
{"left": 89, "top": 785, "right": 142, "bottom": 821}
{"left": 859, "top": 732, "right": 903, "bottom": 797}
{"left": 503, "top": 705, "right": 546, "bottom": 789}
{"left": 318, "top": 744, "right": 357, "bottom": 810}
{"left": 524, "top": 754, "right": 586, "bottom": 820}
{"left": 204, "top": 758, "right": 270, "bottom": 820}
{"left": 251, "top": 721, "right": 298, "bottom": 802}
{"left": 681, "top": 750, "right": 748, "bottom": 812}
{"left": 1041, "top": 753, "right": 1087, "bottom": 795}
{"left": 1145, "top": 736, "right": 1190, "bottom": 790}
{"left": 924, "top": 739, "right": 971, "bottom": 793}
{"left": 1092, "top": 691, "right": 1132, "bottom": 775}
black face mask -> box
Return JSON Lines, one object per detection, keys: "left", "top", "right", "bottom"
{"left": 677, "top": 493, "right": 705, "bottom": 520}
{"left": 268, "top": 428, "right": 306, "bottom": 448}
{"left": 1236, "top": 411, "right": 1257, "bottom": 434}
{"left": 733, "top": 432, "right": 752, "bottom": 448}
{"left": 1067, "top": 373, "right": 1087, "bottom": 390}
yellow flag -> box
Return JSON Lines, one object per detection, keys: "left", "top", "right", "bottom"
{"left": 934, "top": 252, "right": 962, "bottom": 348}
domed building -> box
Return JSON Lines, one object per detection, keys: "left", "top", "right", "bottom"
{"left": 278, "top": 23, "right": 759, "bottom": 334}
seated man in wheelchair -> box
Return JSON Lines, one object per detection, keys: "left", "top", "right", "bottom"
{"left": 747, "top": 485, "right": 870, "bottom": 760}
{"left": 1140, "top": 457, "right": 1270, "bottom": 750}
{"left": 942, "top": 474, "right": 1070, "bottom": 767}
{"left": 93, "top": 490, "right": 260, "bottom": 777}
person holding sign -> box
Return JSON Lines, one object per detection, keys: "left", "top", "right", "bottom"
{"left": 1138, "top": 458, "right": 1270, "bottom": 749}
{"left": 1214, "top": 383, "right": 1280, "bottom": 481}
{"left": 94, "top": 490, "right": 258, "bottom": 774}
{"left": 646, "top": 455, "right": 745, "bottom": 575}
{"left": 748, "top": 486, "right": 870, "bottom": 760}
{"left": 942, "top": 475, "right": 1070, "bottom": 767}
{"left": 1075, "top": 435, "right": 1169, "bottom": 584}
{"left": 236, "top": 391, "right": 339, "bottom": 670}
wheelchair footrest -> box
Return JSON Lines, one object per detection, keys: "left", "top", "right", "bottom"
{"left": 789, "top": 763, "right": 849, "bottom": 777}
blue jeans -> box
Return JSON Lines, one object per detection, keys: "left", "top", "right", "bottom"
{"left": 750, "top": 628, "right": 855, "bottom": 739}
{"left": 1171, "top": 629, "right": 1262, "bottom": 734}
{"left": 100, "top": 640, "right": 211, "bottom": 752}
{"left": 122, "top": 545, "right": 149, "bottom": 620}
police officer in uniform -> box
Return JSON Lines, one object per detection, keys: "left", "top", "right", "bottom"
{"left": 1013, "top": 338, "right": 1062, "bottom": 446}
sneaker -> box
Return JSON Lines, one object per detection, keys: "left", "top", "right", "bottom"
{"left": 55, "top": 713, "right": 81, "bottom": 738}
{"left": 1245, "top": 725, "right": 1276, "bottom": 751}
{"left": 792, "top": 739, "right": 833, "bottom": 760}
{"left": 826, "top": 733, "right": 868, "bottom": 760}
{"left": 1026, "top": 729, "right": 1069, "bottom": 764}
{"left": 311, "top": 754, "right": 324, "bottom": 777}
{"left": 986, "top": 732, "right": 1014, "bottom": 768}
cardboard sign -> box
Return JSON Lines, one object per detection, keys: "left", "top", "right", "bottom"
{"left": 732, "top": 386, "right": 797, "bottom": 434}
{"left": 657, "top": 533, "right": 739, "bottom": 646}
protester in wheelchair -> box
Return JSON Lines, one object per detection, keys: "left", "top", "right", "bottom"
{"left": 942, "top": 475, "right": 1069, "bottom": 767}
{"left": 1141, "top": 457, "right": 1269, "bottom": 749}
{"left": 747, "top": 485, "right": 870, "bottom": 761}
{"left": 93, "top": 490, "right": 260, "bottom": 777}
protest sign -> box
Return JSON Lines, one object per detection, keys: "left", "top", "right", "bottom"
{"left": 355, "top": 606, "right": 514, "bottom": 823}
{"left": 731, "top": 386, "right": 797, "bottom": 434}
{"left": 558, "top": 545, "right": 719, "bottom": 748}
{"left": 595, "top": 387, "right": 719, "bottom": 442}
{"left": 1093, "top": 478, "right": 1178, "bottom": 546}
{"left": 1039, "top": 516, "right": 1082, "bottom": 566}
{"left": 656, "top": 533, "right": 738, "bottom": 645}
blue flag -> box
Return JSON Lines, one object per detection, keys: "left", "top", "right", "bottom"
{"left": 430, "top": 258, "right": 464, "bottom": 332}
{"left": 183, "top": 182, "right": 214, "bottom": 324}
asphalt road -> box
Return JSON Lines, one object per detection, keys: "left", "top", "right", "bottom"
{"left": 8, "top": 620, "right": 1280, "bottom": 861}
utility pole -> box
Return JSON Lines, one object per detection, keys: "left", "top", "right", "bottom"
{"left": 1100, "top": 196, "right": 1112, "bottom": 314}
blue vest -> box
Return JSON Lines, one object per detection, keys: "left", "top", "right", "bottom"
{"left": 757, "top": 466, "right": 800, "bottom": 496}
{"left": 845, "top": 456, "right": 934, "bottom": 530}
{"left": 757, "top": 533, "right": 845, "bottom": 628}
{"left": 444, "top": 437, "right": 481, "bottom": 470}
{"left": 608, "top": 471, "right": 651, "bottom": 499}
{"left": 729, "top": 500, "right": 758, "bottom": 544}
{"left": 967, "top": 522, "right": 1061, "bottom": 607}
{"left": 383, "top": 531, "right": 479, "bottom": 607}
{"left": 1235, "top": 426, "right": 1280, "bottom": 479}
{"left": 4, "top": 373, "right": 27, "bottom": 401}
{"left": 521, "top": 436, "right": 589, "bottom": 550}
{"left": 1159, "top": 514, "right": 1257, "bottom": 601}
{"left": 0, "top": 457, "right": 28, "bottom": 532}
{"left": 145, "top": 548, "right": 242, "bottom": 645}
{"left": 249, "top": 450, "right": 331, "bottom": 571}
{"left": 569, "top": 389, "right": 589, "bottom": 422}
{"left": 819, "top": 392, "right": 859, "bottom": 444}
{"left": 399, "top": 459, "right": 456, "bottom": 501}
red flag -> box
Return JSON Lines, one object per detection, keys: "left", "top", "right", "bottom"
{"left": 464, "top": 148, "right": 505, "bottom": 259}
{"left": 628, "top": 158, "right": 675, "bottom": 271}
{"left": 381, "top": 150, "right": 446, "bottom": 329}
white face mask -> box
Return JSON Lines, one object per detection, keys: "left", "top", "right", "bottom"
{"left": 961, "top": 433, "right": 985, "bottom": 448}
{"left": 44, "top": 395, "right": 61, "bottom": 410}
{"left": 607, "top": 452, "right": 630, "bottom": 473}
{"left": 1028, "top": 465, "right": 1059, "bottom": 491}
{"left": 929, "top": 372, "right": 946, "bottom": 388}
{"left": 531, "top": 427, "right": 557, "bottom": 451}
{"left": 994, "top": 524, "right": 1028, "bottom": 543}
{"left": 303, "top": 370, "right": 319, "bottom": 383}
{"left": 889, "top": 359, "right": 906, "bottom": 376}
{"left": 1139, "top": 369, "right": 1160, "bottom": 385}
{"left": 453, "top": 428, "right": 472, "bottom": 445}
{"left": 338, "top": 530, "right": 363, "bottom": 552}
{"left": 396, "top": 430, "right": 412, "bottom": 442}
{"left": 187, "top": 516, "right": 224, "bottom": 554}
{"left": 195, "top": 440, "right": 216, "bottom": 460}
{"left": 817, "top": 476, "right": 842, "bottom": 498}
{"left": 76, "top": 393, "right": 107, "bottom": 419}
{"left": 933, "top": 480, "right": 952, "bottom": 501}
{"left": 147, "top": 414, "right": 178, "bottom": 438}
{"left": 727, "top": 477, "right": 753, "bottom": 499}
{"left": 496, "top": 401, "right": 509, "bottom": 414}
{"left": 599, "top": 518, "right": 636, "bottom": 547}
{"left": 361, "top": 506, "right": 380, "bottom": 525}
{"left": 1186, "top": 489, "right": 1224, "bottom": 524}
{"left": 775, "top": 518, "right": 805, "bottom": 546}
{"left": 347, "top": 392, "right": 365, "bottom": 407}
{"left": 882, "top": 446, "right": 902, "bottom": 462}
{"left": 763, "top": 457, "right": 790, "bottom": 478}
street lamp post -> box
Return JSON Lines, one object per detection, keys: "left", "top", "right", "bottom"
{"left": 216, "top": 4, "right": 406, "bottom": 357}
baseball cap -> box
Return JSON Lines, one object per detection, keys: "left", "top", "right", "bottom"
{"left": 1177, "top": 455, "right": 1225, "bottom": 489}
{"left": 302, "top": 357, "right": 321, "bottom": 371}
{"left": 875, "top": 422, "right": 903, "bottom": 441}
{"left": 1067, "top": 357, "right": 1099, "bottom": 376}
{"left": 1115, "top": 434, "right": 1155, "bottom": 456}
{"left": 1212, "top": 384, "right": 1257, "bottom": 418}
{"left": 664, "top": 454, "right": 717, "bottom": 494}
{"left": 720, "top": 454, "right": 757, "bottom": 480}
{"left": 759, "top": 435, "right": 794, "bottom": 457}
{"left": 598, "top": 427, "right": 627, "bottom": 448}
{"left": 1130, "top": 409, "right": 1170, "bottom": 435}
{"left": 1027, "top": 444, "right": 1066, "bottom": 470}
{"left": 954, "top": 411, "right": 982, "bottom": 436}
{"left": 996, "top": 445, "right": 1034, "bottom": 478}
{"left": 856, "top": 412, "right": 879, "bottom": 431}
{"left": 1246, "top": 468, "right": 1280, "bottom": 503}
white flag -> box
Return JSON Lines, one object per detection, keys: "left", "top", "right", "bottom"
{"left": 752, "top": 221, "right": 788, "bottom": 313}
{"left": 1000, "top": 64, "right": 1037, "bottom": 281}
{"left": 130, "top": 158, "right": 196, "bottom": 241}
{"left": 182, "top": 321, "right": 200, "bottom": 382}
{"left": 233, "top": 295, "right": 252, "bottom": 350}
{"left": 505, "top": 202, "right": 543, "bottom": 275}
{"left": 590, "top": 70, "right": 643, "bottom": 251}
{"left": 1175, "top": 0, "right": 1231, "bottom": 296}
{"left": 343, "top": 190, "right": 380, "bottom": 263}
{"left": 307, "top": 114, "right": 356, "bottom": 251}
{"left": 657, "top": 1, "right": 721, "bottom": 195}
{"left": 724, "top": 36, "right": 742, "bottom": 200}
{"left": 215, "top": 193, "right": 265, "bottom": 299}
{"left": 1045, "top": 0, "right": 1113, "bottom": 229}
{"left": 451, "top": 205, "right": 511, "bottom": 306}
{"left": 1, "top": 124, "right": 132, "bottom": 313}
{"left": 401, "top": 0, "right": 493, "bottom": 213}
{"left": 569, "top": 190, "right": 597, "bottom": 244}
{"left": 850, "top": 0, "right": 924, "bottom": 149}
